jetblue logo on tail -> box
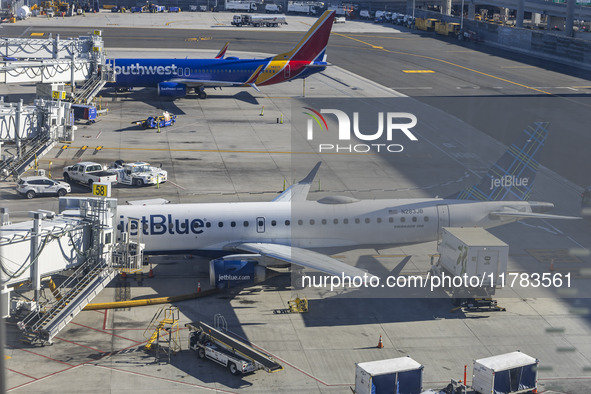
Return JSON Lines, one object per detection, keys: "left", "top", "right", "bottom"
{"left": 489, "top": 175, "right": 529, "bottom": 190}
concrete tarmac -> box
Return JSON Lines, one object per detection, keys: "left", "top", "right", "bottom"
{"left": 1, "top": 13, "right": 591, "bottom": 394}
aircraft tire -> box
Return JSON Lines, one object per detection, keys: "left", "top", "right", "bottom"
{"left": 198, "top": 91, "right": 207, "bottom": 99}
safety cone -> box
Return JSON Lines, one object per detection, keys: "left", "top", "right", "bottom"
{"left": 197, "top": 282, "right": 201, "bottom": 293}
{"left": 532, "top": 389, "right": 538, "bottom": 394}
{"left": 377, "top": 335, "right": 384, "bottom": 349}
{"left": 148, "top": 268, "right": 154, "bottom": 278}
{"left": 550, "top": 259, "right": 555, "bottom": 272}
{"left": 121, "top": 271, "right": 127, "bottom": 279}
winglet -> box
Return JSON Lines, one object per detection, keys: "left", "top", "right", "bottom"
{"left": 215, "top": 42, "right": 229, "bottom": 59}
{"left": 275, "top": 10, "right": 335, "bottom": 62}
{"left": 299, "top": 161, "right": 322, "bottom": 184}
{"left": 273, "top": 162, "right": 322, "bottom": 202}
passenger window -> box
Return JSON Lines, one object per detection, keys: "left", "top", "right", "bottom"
{"left": 389, "top": 217, "right": 394, "bottom": 223}
{"left": 285, "top": 220, "right": 290, "bottom": 226}
{"left": 243, "top": 221, "right": 249, "bottom": 227}
{"left": 355, "top": 218, "right": 360, "bottom": 224}
{"left": 424, "top": 217, "right": 429, "bottom": 222}
{"left": 365, "top": 218, "right": 370, "bottom": 224}
{"left": 298, "top": 220, "right": 303, "bottom": 225}
{"left": 377, "top": 218, "right": 382, "bottom": 223}
{"left": 231, "top": 221, "right": 236, "bottom": 227}
{"left": 344, "top": 219, "right": 349, "bottom": 224}
{"left": 206, "top": 222, "right": 211, "bottom": 228}
{"left": 401, "top": 217, "right": 406, "bottom": 223}
{"left": 310, "top": 219, "right": 315, "bottom": 225}
{"left": 412, "top": 217, "right": 417, "bottom": 222}
{"left": 218, "top": 222, "right": 224, "bottom": 227}
{"left": 321, "top": 219, "right": 327, "bottom": 225}
{"left": 271, "top": 220, "right": 277, "bottom": 226}
{"left": 333, "top": 219, "right": 338, "bottom": 224}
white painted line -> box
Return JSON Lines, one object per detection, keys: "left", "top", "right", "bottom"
{"left": 168, "top": 181, "right": 186, "bottom": 190}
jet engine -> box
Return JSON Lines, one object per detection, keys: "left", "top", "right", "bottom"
{"left": 209, "top": 255, "right": 267, "bottom": 288}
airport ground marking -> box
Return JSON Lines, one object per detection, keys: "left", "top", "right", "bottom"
{"left": 403, "top": 70, "right": 435, "bottom": 73}
{"left": 334, "top": 32, "right": 553, "bottom": 96}
{"left": 61, "top": 146, "right": 368, "bottom": 155}
{"left": 30, "top": 32, "right": 44, "bottom": 36}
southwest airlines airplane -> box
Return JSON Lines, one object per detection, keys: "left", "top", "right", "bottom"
{"left": 106, "top": 10, "right": 336, "bottom": 99}
{"left": 116, "top": 123, "right": 578, "bottom": 278}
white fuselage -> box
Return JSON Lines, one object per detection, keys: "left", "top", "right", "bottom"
{"left": 116, "top": 199, "right": 532, "bottom": 254}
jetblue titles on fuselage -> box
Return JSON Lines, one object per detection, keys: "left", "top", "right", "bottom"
{"left": 120, "top": 214, "right": 205, "bottom": 236}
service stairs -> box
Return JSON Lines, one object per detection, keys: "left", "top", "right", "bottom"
{"left": 0, "top": 134, "right": 56, "bottom": 180}
{"left": 71, "top": 68, "right": 114, "bottom": 104}
{"left": 19, "top": 259, "right": 116, "bottom": 345}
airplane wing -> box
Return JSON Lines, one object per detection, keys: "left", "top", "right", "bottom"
{"left": 226, "top": 242, "right": 374, "bottom": 279}
{"left": 167, "top": 78, "right": 243, "bottom": 88}
{"left": 490, "top": 211, "right": 581, "bottom": 220}
{"left": 273, "top": 162, "right": 321, "bottom": 202}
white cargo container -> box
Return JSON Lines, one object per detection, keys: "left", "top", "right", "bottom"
{"left": 436, "top": 227, "right": 508, "bottom": 288}
{"left": 473, "top": 351, "right": 538, "bottom": 394}
{"left": 355, "top": 356, "right": 423, "bottom": 394}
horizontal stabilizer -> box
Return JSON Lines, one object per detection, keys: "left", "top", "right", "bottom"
{"left": 273, "top": 162, "right": 321, "bottom": 202}
{"left": 490, "top": 211, "right": 581, "bottom": 220}
{"left": 227, "top": 242, "right": 374, "bottom": 279}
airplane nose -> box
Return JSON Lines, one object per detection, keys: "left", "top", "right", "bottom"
{"left": 529, "top": 201, "right": 554, "bottom": 213}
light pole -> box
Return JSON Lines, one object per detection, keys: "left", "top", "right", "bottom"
{"left": 461, "top": 0, "right": 465, "bottom": 29}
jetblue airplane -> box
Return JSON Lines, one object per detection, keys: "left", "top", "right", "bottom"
{"left": 106, "top": 11, "right": 336, "bottom": 99}
{"left": 116, "top": 123, "right": 578, "bottom": 279}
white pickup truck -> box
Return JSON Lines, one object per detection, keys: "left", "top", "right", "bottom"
{"left": 63, "top": 162, "right": 117, "bottom": 188}
{"left": 109, "top": 161, "right": 167, "bottom": 187}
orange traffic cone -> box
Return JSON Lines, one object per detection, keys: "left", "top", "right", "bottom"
{"left": 121, "top": 271, "right": 127, "bottom": 279}
{"left": 377, "top": 335, "right": 384, "bottom": 349}
{"left": 148, "top": 268, "right": 154, "bottom": 278}
{"left": 197, "top": 282, "right": 201, "bottom": 293}
{"left": 532, "top": 389, "right": 538, "bottom": 394}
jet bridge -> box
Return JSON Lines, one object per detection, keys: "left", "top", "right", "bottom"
{"left": 0, "top": 31, "right": 115, "bottom": 103}
{"left": 0, "top": 197, "right": 143, "bottom": 345}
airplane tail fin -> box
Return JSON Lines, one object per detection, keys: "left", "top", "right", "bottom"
{"left": 275, "top": 10, "right": 335, "bottom": 62}
{"left": 215, "top": 42, "right": 229, "bottom": 59}
{"left": 449, "top": 122, "right": 549, "bottom": 201}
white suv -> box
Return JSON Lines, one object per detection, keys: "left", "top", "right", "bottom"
{"left": 16, "top": 176, "right": 71, "bottom": 199}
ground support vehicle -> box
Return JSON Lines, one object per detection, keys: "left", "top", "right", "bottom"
{"left": 16, "top": 176, "right": 71, "bottom": 199}
{"left": 430, "top": 227, "right": 508, "bottom": 310}
{"left": 132, "top": 112, "right": 176, "bottom": 129}
{"left": 225, "top": 2, "right": 257, "bottom": 12}
{"left": 109, "top": 161, "right": 167, "bottom": 186}
{"left": 232, "top": 14, "right": 287, "bottom": 27}
{"left": 186, "top": 321, "right": 282, "bottom": 375}
{"left": 63, "top": 162, "right": 117, "bottom": 187}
